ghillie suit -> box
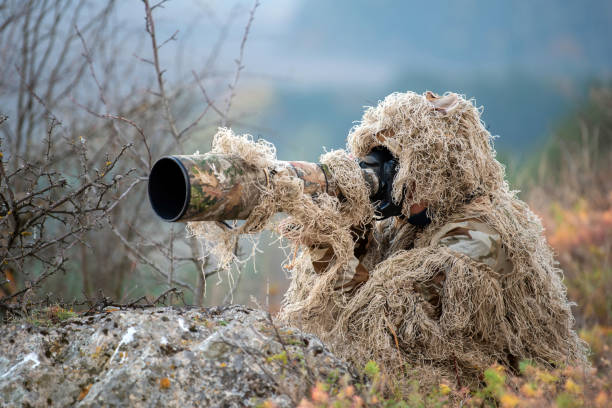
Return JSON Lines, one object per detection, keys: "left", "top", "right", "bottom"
{"left": 277, "top": 91, "right": 587, "bottom": 388}
{"left": 189, "top": 91, "right": 587, "bottom": 389}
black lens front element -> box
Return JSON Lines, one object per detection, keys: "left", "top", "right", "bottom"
{"left": 148, "top": 157, "right": 190, "bottom": 221}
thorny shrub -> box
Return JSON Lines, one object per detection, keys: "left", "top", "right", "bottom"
{"left": 0, "top": 0, "right": 261, "bottom": 314}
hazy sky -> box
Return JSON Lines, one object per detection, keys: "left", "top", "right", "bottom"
{"left": 112, "top": 1, "right": 612, "bottom": 160}
{"left": 117, "top": 0, "right": 612, "bottom": 87}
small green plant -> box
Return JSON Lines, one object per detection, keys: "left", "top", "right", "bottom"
{"left": 24, "top": 305, "right": 78, "bottom": 327}
{"left": 363, "top": 360, "right": 380, "bottom": 379}
{"left": 481, "top": 365, "right": 506, "bottom": 399}
{"left": 56, "top": 308, "right": 77, "bottom": 321}
{"left": 518, "top": 359, "right": 534, "bottom": 374}
{"left": 326, "top": 369, "right": 340, "bottom": 386}
{"left": 267, "top": 350, "right": 288, "bottom": 365}
{"left": 556, "top": 392, "right": 581, "bottom": 408}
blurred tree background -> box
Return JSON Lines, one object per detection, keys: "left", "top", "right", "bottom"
{"left": 0, "top": 0, "right": 610, "bottom": 363}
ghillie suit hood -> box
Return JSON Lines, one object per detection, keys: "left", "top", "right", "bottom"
{"left": 189, "top": 91, "right": 587, "bottom": 392}
{"left": 348, "top": 91, "right": 505, "bottom": 221}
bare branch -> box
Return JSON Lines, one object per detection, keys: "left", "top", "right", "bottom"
{"left": 158, "top": 29, "right": 179, "bottom": 50}
{"left": 108, "top": 221, "right": 194, "bottom": 294}
{"left": 192, "top": 70, "right": 226, "bottom": 119}
{"left": 222, "top": 0, "right": 260, "bottom": 126}
{"left": 142, "top": 0, "right": 180, "bottom": 142}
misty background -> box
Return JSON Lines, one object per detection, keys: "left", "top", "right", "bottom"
{"left": 118, "top": 0, "right": 611, "bottom": 162}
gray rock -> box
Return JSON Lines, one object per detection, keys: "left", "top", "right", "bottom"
{"left": 0, "top": 305, "right": 361, "bottom": 407}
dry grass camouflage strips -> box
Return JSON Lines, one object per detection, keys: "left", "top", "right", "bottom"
{"left": 187, "top": 91, "right": 587, "bottom": 393}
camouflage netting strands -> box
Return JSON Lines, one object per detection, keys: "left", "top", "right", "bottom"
{"left": 278, "top": 91, "right": 588, "bottom": 390}
{"left": 187, "top": 128, "right": 374, "bottom": 270}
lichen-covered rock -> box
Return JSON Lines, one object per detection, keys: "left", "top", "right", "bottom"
{"left": 0, "top": 305, "right": 360, "bottom": 407}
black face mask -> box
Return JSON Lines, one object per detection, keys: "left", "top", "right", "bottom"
{"left": 358, "top": 146, "right": 430, "bottom": 226}
{"left": 406, "top": 208, "right": 431, "bottom": 227}
{"left": 358, "top": 146, "right": 402, "bottom": 220}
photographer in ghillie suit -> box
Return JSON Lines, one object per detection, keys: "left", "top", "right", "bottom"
{"left": 277, "top": 91, "right": 587, "bottom": 388}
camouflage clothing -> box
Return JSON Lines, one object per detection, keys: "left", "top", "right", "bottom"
{"left": 432, "top": 219, "right": 513, "bottom": 275}
{"left": 309, "top": 199, "right": 513, "bottom": 316}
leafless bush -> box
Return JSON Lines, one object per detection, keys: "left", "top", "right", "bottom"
{"left": 0, "top": 0, "right": 261, "bottom": 316}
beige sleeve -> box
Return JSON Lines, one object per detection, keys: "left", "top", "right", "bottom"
{"left": 430, "top": 219, "right": 513, "bottom": 275}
